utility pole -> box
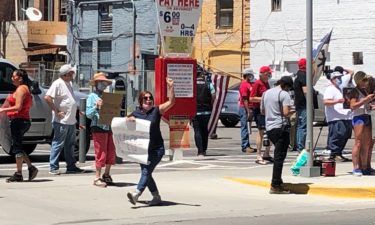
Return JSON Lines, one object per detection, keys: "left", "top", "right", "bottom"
{"left": 300, "top": 0, "right": 320, "bottom": 177}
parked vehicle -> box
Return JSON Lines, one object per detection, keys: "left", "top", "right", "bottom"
{"left": 219, "top": 78, "right": 326, "bottom": 127}
{"left": 0, "top": 58, "right": 90, "bottom": 156}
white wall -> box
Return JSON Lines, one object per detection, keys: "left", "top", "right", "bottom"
{"left": 250, "top": 0, "right": 375, "bottom": 79}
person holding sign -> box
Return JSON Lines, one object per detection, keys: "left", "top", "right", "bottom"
{"left": 127, "top": 78, "right": 175, "bottom": 206}
{"left": 86, "top": 72, "right": 116, "bottom": 187}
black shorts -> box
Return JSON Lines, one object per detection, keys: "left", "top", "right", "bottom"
{"left": 252, "top": 108, "right": 266, "bottom": 130}
{"left": 10, "top": 118, "right": 31, "bottom": 156}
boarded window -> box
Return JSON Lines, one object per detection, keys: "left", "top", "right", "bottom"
{"left": 353, "top": 52, "right": 363, "bottom": 65}
{"left": 99, "top": 3, "right": 113, "bottom": 33}
{"left": 216, "top": 0, "right": 233, "bottom": 28}
{"left": 272, "top": 0, "right": 281, "bottom": 12}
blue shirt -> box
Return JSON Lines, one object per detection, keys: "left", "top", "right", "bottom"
{"left": 86, "top": 91, "right": 111, "bottom": 132}
{"left": 131, "top": 107, "right": 164, "bottom": 151}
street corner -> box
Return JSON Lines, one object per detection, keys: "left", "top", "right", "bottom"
{"left": 224, "top": 176, "right": 375, "bottom": 199}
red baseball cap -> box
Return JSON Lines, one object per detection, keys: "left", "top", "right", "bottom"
{"left": 259, "top": 66, "right": 273, "bottom": 74}
{"left": 298, "top": 58, "right": 306, "bottom": 70}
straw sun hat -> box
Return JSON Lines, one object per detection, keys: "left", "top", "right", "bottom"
{"left": 89, "top": 72, "right": 112, "bottom": 86}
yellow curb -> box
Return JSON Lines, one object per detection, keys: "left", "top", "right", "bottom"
{"left": 225, "top": 177, "right": 375, "bottom": 199}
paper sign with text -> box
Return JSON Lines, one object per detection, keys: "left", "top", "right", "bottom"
{"left": 169, "top": 116, "right": 190, "bottom": 149}
{"left": 98, "top": 92, "right": 123, "bottom": 125}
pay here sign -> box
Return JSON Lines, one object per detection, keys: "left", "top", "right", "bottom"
{"left": 155, "top": 0, "right": 203, "bottom": 56}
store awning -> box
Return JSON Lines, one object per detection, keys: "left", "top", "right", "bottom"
{"left": 24, "top": 45, "right": 66, "bottom": 56}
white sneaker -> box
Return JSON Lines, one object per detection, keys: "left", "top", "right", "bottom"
{"left": 127, "top": 192, "right": 139, "bottom": 205}
{"left": 49, "top": 170, "right": 60, "bottom": 175}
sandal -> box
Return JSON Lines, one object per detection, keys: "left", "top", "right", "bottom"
{"left": 263, "top": 156, "right": 274, "bottom": 163}
{"left": 255, "top": 159, "right": 268, "bottom": 165}
{"left": 102, "top": 174, "right": 114, "bottom": 185}
{"left": 93, "top": 178, "right": 107, "bottom": 188}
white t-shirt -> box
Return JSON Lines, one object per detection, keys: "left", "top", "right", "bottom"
{"left": 262, "top": 86, "right": 292, "bottom": 131}
{"left": 323, "top": 85, "right": 352, "bottom": 122}
{"left": 46, "top": 78, "right": 77, "bottom": 125}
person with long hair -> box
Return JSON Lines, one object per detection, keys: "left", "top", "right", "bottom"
{"left": 0, "top": 69, "right": 38, "bottom": 182}
{"left": 127, "top": 78, "right": 175, "bottom": 206}
{"left": 350, "top": 71, "right": 375, "bottom": 176}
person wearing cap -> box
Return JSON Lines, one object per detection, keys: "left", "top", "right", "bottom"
{"left": 86, "top": 72, "right": 115, "bottom": 187}
{"left": 349, "top": 71, "right": 375, "bottom": 176}
{"left": 261, "top": 76, "right": 294, "bottom": 194}
{"left": 238, "top": 68, "right": 257, "bottom": 153}
{"left": 323, "top": 71, "right": 352, "bottom": 162}
{"left": 44, "top": 64, "right": 84, "bottom": 175}
{"left": 250, "top": 66, "right": 272, "bottom": 164}
{"left": 293, "top": 58, "right": 319, "bottom": 152}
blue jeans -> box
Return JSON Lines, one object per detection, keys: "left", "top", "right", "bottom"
{"left": 327, "top": 120, "right": 352, "bottom": 156}
{"left": 239, "top": 107, "right": 250, "bottom": 150}
{"left": 137, "top": 146, "right": 165, "bottom": 193}
{"left": 49, "top": 122, "right": 76, "bottom": 171}
{"left": 296, "top": 109, "right": 307, "bottom": 151}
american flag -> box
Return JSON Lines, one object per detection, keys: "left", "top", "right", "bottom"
{"left": 208, "top": 73, "right": 230, "bottom": 136}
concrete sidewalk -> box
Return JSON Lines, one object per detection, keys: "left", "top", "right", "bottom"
{"left": 0, "top": 159, "right": 375, "bottom": 225}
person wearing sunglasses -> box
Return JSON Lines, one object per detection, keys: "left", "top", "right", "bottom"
{"left": 127, "top": 78, "right": 175, "bottom": 206}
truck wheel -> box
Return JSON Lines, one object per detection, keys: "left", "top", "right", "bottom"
{"left": 2, "top": 144, "right": 37, "bottom": 156}
{"left": 220, "top": 118, "right": 239, "bottom": 127}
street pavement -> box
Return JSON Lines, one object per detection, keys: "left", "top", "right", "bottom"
{"left": 0, "top": 122, "right": 375, "bottom": 225}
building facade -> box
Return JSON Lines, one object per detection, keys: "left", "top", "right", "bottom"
{"left": 193, "top": 0, "right": 250, "bottom": 83}
{"left": 67, "top": 0, "right": 159, "bottom": 112}
{"left": 250, "top": 0, "right": 375, "bottom": 79}
{"left": 0, "top": 0, "right": 68, "bottom": 84}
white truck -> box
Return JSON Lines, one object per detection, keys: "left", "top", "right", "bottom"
{"left": 0, "top": 58, "right": 90, "bottom": 156}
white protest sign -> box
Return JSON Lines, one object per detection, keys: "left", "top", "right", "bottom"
{"left": 111, "top": 117, "right": 151, "bottom": 165}
{"left": 155, "top": 0, "right": 203, "bottom": 55}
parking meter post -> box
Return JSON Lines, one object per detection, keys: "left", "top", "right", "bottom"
{"left": 79, "top": 98, "right": 87, "bottom": 163}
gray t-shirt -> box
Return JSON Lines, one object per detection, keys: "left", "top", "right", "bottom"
{"left": 261, "top": 86, "right": 292, "bottom": 131}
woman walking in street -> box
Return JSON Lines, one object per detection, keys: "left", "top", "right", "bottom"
{"left": 0, "top": 69, "right": 38, "bottom": 182}
{"left": 350, "top": 71, "right": 375, "bottom": 176}
{"left": 127, "top": 78, "right": 175, "bottom": 206}
{"left": 86, "top": 72, "right": 116, "bottom": 187}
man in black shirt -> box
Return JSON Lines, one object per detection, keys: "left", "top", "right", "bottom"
{"left": 293, "top": 58, "right": 318, "bottom": 152}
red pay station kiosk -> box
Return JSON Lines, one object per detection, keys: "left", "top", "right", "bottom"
{"left": 154, "top": 57, "right": 197, "bottom": 152}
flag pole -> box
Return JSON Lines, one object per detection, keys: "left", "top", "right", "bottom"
{"left": 300, "top": 0, "right": 320, "bottom": 177}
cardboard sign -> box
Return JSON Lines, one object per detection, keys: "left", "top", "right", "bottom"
{"left": 169, "top": 116, "right": 190, "bottom": 149}
{"left": 155, "top": 0, "right": 203, "bottom": 56}
{"left": 98, "top": 92, "right": 123, "bottom": 125}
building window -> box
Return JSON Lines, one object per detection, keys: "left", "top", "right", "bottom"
{"left": 216, "top": 0, "right": 233, "bottom": 28}
{"left": 99, "top": 3, "right": 113, "bottom": 33}
{"left": 60, "top": 0, "right": 67, "bottom": 21}
{"left": 98, "top": 41, "right": 112, "bottom": 69}
{"left": 353, "top": 52, "right": 363, "bottom": 65}
{"left": 272, "top": 0, "right": 281, "bottom": 12}
{"left": 79, "top": 41, "right": 93, "bottom": 86}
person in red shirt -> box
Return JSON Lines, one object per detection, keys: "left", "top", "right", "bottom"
{"left": 0, "top": 69, "right": 38, "bottom": 182}
{"left": 250, "top": 66, "right": 273, "bottom": 164}
{"left": 239, "top": 68, "right": 257, "bottom": 153}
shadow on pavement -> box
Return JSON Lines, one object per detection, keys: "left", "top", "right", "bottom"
{"left": 111, "top": 182, "right": 137, "bottom": 188}
{"left": 284, "top": 183, "right": 313, "bottom": 194}
{"left": 27, "top": 179, "right": 54, "bottom": 183}
{"left": 132, "top": 200, "right": 201, "bottom": 209}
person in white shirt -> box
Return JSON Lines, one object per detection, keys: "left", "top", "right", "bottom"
{"left": 323, "top": 70, "right": 353, "bottom": 162}
{"left": 44, "top": 64, "right": 84, "bottom": 175}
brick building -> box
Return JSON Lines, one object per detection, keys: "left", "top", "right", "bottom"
{"left": 193, "top": 0, "right": 250, "bottom": 83}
